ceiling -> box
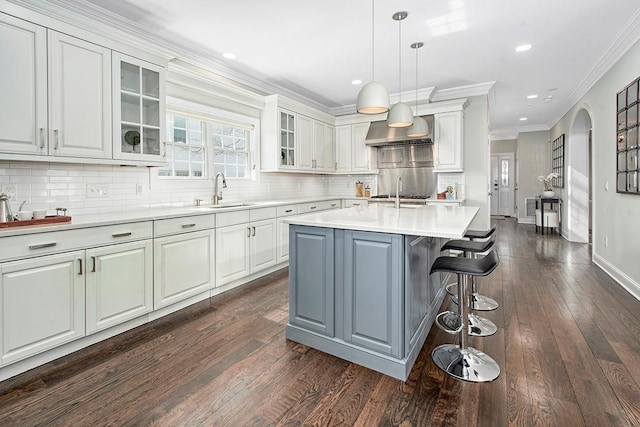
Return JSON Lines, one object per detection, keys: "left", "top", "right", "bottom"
{"left": 60, "top": 0, "right": 640, "bottom": 138}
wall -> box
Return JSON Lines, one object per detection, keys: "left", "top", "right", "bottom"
{"left": 550, "top": 39, "right": 640, "bottom": 298}
{"left": 491, "top": 139, "right": 517, "bottom": 154}
{"left": 515, "top": 131, "right": 551, "bottom": 223}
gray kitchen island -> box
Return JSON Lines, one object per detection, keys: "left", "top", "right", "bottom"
{"left": 284, "top": 204, "right": 479, "bottom": 381}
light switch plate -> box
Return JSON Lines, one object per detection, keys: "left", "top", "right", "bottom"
{"left": 87, "top": 183, "right": 108, "bottom": 198}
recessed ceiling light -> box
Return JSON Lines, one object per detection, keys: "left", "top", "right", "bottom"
{"left": 515, "top": 44, "right": 532, "bottom": 52}
{"left": 527, "top": 94, "right": 538, "bottom": 99}
{"left": 351, "top": 79, "right": 363, "bottom": 85}
{"left": 544, "top": 96, "right": 553, "bottom": 103}
{"left": 519, "top": 117, "right": 528, "bottom": 121}
{"left": 223, "top": 52, "right": 236, "bottom": 60}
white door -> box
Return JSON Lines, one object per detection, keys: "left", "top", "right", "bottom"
{"left": 0, "top": 251, "right": 85, "bottom": 365}
{"left": 48, "top": 31, "right": 112, "bottom": 158}
{"left": 215, "top": 223, "right": 250, "bottom": 286}
{"left": 335, "top": 125, "right": 352, "bottom": 172}
{"left": 251, "top": 218, "right": 277, "bottom": 273}
{"left": 490, "top": 156, "right": 499, "bottom": 216}
{"left": 325, "top": 125, "right": 335, "bottom": 172}
{"left": 297, "top": 115, "right": 313, "bottom": 170}
{"left": 277, "top": 218, "right": 291, "bottom": 263}
{"left": 86, "top": 240, "right": 153, "bottom": 334}
{"left": 154, "top": 230, "right": 214, "bottom": 309}
{"left": 313, "top": 120, "right": 325, "bottom": 170}
{"left": 491, "top": 154, "right": 515, "bottom": 217}
{"left": 0, "top": 15, "right": 47, "bottom": 155}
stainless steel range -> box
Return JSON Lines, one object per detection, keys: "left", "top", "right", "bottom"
{"left": 369, "top": 142, "right": 436, "bottom": 204}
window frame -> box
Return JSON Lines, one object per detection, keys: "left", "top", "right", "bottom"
{"left": 161, "top": 111, "right": 208, "bottom": 179}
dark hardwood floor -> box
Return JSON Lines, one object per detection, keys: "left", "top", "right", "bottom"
{"left": 1, "top": 219, "right": 640, "bottom": 426}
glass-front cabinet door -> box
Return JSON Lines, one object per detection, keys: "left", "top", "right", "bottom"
{"left": 113, "top": 52, "right": 166, "bottom": 164}
{"left": 279, "top": 109, "right": 296, "bottom": 168}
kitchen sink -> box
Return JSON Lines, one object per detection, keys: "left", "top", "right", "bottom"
{"left": 193, "top": 202, "right": 256, "bottom": 210}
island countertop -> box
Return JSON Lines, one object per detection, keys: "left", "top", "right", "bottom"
{"left": 285, "top": 204, "right": 479, "bottom": 239}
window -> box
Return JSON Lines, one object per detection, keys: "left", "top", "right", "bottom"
{"left": 160, "top": 114, "right": 205, "bottom": 177}
{"left": 159, "top": 111, "right": 252, "bottom": 179}
{"left": 212, "top": 124, "right": 250, "bottom": 178}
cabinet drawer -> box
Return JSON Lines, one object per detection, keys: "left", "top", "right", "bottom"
{"left": 153, "top": 214, "right": 215, "bottom": 237}
{"left": 250, "top": 207, "right": 276, "bottom": 222}
{"left": 0, "top": 221, "right": 153, "bottom": 262}
{"left": 277, "top": 204, "right": 299, "bottom": 217}
{"left": 216, "top": 210, "right": 250, "bottom": 228}
{"left": 298, "top": 200, "right": 340, "bottom": 213}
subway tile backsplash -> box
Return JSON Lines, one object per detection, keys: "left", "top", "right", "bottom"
{"left": 0, "top": 161, "right": 377, "bottom": 216}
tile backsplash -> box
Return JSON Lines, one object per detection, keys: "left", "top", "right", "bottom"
{"left": 0, "top": 161, "right": 377, "bottom": 216}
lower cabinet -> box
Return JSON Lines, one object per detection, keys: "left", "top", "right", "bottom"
{"left": 86, "top": 240, "right": 153, "bottom": 334}
{"left": 215, "top": 218, "right": 277, "bottom": 286}
{"left": 342, "top": 230, "right": 403, "bottom": 358}
{"left": 288, "top": 225, "right": 334, "bottom": 336}
{"left": 0, "top": 251, "right": 85, "bottom": 365}
{"left": 153, "top": 229, "right": 214, "bottom": 309}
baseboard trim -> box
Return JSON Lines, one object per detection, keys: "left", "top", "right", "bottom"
{"left": 593, "top": 253, "right": 640, "bottom": 301}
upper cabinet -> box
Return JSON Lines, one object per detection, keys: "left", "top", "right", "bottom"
{"left": 0, "top": 13, "right": 166, "bottom": 166}
{"left": 335, "top": 123, "right": 375, "bottom": 174}
{"left": 433, "top": 110, "right": 464, "bottom": 172}
{"left": 261, "top": 95, "right": 335, "bottom": 174}
{"left": 112, "top": 53, "right": 165, "bottom": 163}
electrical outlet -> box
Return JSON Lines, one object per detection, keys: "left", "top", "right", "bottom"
{"left": 0, "top": 184, "right": 16, "bottom": 200}
{"left": 604, "top": 236, "right": 609, "bottom": 247}
{"left": 604, "top": 180, "right": 609, "bottom": 191}
{"left": 87, "top": 183, "right": 109, "bottom": 198}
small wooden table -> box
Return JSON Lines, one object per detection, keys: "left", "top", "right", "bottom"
{"left": 536, "top": 197, "right": 561, "bottom": 235}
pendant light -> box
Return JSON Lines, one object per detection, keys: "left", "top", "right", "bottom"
{"left": 387, "top": 11, "right": 413, "bottom": 128}
{"left": 406, "top": 42, "right": 429, "bottom": 137}
{"left": 356, "top": 0, "right": 390, "bottom": 114}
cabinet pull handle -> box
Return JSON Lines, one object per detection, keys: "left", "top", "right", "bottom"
{"left": 310, "top": 206, "right": 317, "bottom": 210}
{"left": 29, "top": 242, "right": 57, "bottom": 250}
{"left": 252, "top": 226, "right": 256, "bottom": 236}
{"left": 91, "top": 256, "right": 96, "bottom": 272}
{"left": 39, "top": 128, "right": 45, "bottom": 149}
{"left": 78, "top": 258, "right": 83, "bottom": 275}
{"left": 331, "top": 203, "right": 337, "bottom": 207}
{"left": 54, "top": 129, "right": 59, "bottom": 150}
{"left": 112, "top": 232, "right": 132, "bottom": 238}
{"left": 285, "top": 209, "right": 293, "bottom": 213}
{"left": 247, "top": 227, "right": 251, "bottom": 237}
{"left": 352, "top": 203, "right": 360, "bottom": 206}
{"left": 181, "top": 223, "right": 196, "bottom": 228}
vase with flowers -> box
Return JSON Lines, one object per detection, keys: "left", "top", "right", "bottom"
{"left": 538, "top": 173, "right": 559, "bottom": 198}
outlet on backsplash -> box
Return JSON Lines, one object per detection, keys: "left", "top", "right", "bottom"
{"left": 0, "top": 184, "right": 16, "bottom": 200}
{"left": 87, "top": 183, "right": 109, "bottom": 198}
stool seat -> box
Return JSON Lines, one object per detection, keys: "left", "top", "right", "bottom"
{"left": 431, "top": 250, "right": 500, "bottom": 277}
{"left": 464, "top": 225, "right": 496, "bottom": 240}
{"left": 441, "top": 236, "right": 495, "bottom": 254}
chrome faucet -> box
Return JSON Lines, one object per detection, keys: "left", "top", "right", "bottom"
{"left": 213, "top": 172, "right": 227, "bottom": 205}
{"left": 395, "top": 176, "right": 403, "bottom": 209}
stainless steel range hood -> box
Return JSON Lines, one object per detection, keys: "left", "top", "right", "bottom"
{"left": 364, "top": 115, "right": 434, "bottom": 146}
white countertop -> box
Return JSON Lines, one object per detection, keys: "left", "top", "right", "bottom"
{"left": 284, "top": 204, "right": 479, "bottom": 239}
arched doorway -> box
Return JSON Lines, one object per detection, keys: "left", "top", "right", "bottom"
{"left": 567, "top": 108, "right": 592, "bottom": 244}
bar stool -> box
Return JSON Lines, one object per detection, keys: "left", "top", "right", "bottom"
{"left": 437, "top": 237, "right": 497, "bottom": 337}
{"left": 430, "top": 250, "right": 501, "bottom": 382}
{"left": 446, "top": 225, "right": 499, "bottom": 311}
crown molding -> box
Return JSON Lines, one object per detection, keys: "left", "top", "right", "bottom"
{"left": 552, "top": 7, "right": 640, "bottom": 128}
{"left": 490, "top": 124, "right": 550, "bottom": 141}
{"left": 431, "top": 81, "right": 496, "bottom": 102}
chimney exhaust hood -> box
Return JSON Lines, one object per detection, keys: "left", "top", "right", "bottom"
{"left": 364, "top": 115, "right": 434, "bottom": 146}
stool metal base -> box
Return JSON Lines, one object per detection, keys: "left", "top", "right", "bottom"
{"left": 447, "top": 283, "right": 499, "bottom": 311}
{"left": 436, "top": 311, "right": 497, "bottom": 337}
{"left": 432, "top": 344, "right": 500, "bottom": 382}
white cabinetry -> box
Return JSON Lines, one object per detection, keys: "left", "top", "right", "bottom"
{"left": 0, "top": 15, "right": 111, "bottom": 159}
{"left": 297, "top": 114, "right": 313, "bottom": 170}
{"left": 276, "top": 204, "right": 298, "bottom": 264}
{"left": 335, "top": 123, "right": 374, "bottom": 173}
{"left": 153, "top": 215, "right": 215, "bottom": 309}
{"left": 433, "top": 111, "right": 463, "bottom": 172}
{"left": 113, "top": 52, "right": 165, "bottom": 164}
{"left": 343, "top": 199, "right": 369, "bottom": 208}
{"left": 294, "top": 115, "right": 335, "bottom": 172}
{"left": 0, "top": 251, "right": 85, "bottom": 365}
{"left": 216, "top": 208, "right": 277, "bottom": 286}
{"left": 85, "top": 240, "right": 153, "bottom": 334}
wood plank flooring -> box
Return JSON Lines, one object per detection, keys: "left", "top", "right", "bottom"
{"left": 1, "top": 219, "right": 640, "bottom": 426}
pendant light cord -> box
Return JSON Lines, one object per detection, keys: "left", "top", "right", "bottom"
{"left": 371, "top": 0, "right": 375, "bottom": 81}
{"left": 398, "top": 18, "right": 402, "bottom": 101}
{"left": 415, "top": 46, "right": 419, "bottom": 111}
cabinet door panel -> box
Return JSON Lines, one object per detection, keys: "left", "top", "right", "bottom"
{"left": 0, "top": 15, "right": 47, "bottom": 154}
{"left": 335, "top": 125, "right": 352, "bottom": 172}
{"left": 297, "top": 115, "right": 313, "bottom": 170}
{"left": 434, "top": 111, "right": 463, "bottom": 171}
{"left": 289, "top": 226, "right": 334, "bottom": 336}
{"left": 324, "top": 124, "right": 335, "bottom": 171}
{"left": 343, "top": 231, "right": 402, "bottom": 357}
{"left": 0, "top": 251, "right": 85, "bottom": 365}
{"left": 86, "top": 240, "right": 152, "bottom": 334}
{"left": 48, "top": 31, "right": 112, "bottom": 158}
{"left": 277, "top": 218, "right": 290, "bottom": 263}
{"left": 154, "top": 230, "right": 214, "bottom": 309}
{"left": 215, "top": 224, "right": 250, "bottom": 286}
{"left": 313, "top": 120, "right": 325, "bottom": 170}
{"left": 351, "top": 123, "right": 370, "bottom": 171}
{"left": 251, "top": 218, "right": 277, "bottom": 273}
